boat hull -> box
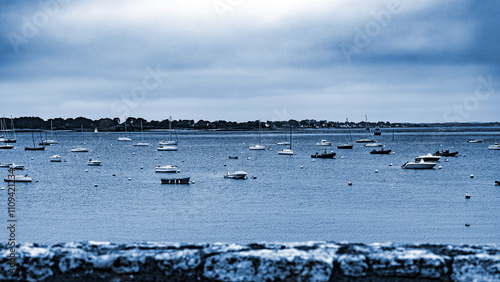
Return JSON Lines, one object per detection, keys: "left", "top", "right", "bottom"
{"left": 402, "top": 163, "right": 436, "bottom": 169}
{"left": 370, "top": 149, "right": 391, "bottom": 154}
{"left": 488, "top": 145, "right": 500, "bottom": 150}
{"left": 0, "top": 145, "right": 14, "bottom": 149}
{"left": 337, "top": 144, "right": 353, "bottom": 149}
{"left": 157, "top": 146, "right": 178, "bottom": 151}
{"left": 161, "top": 177, "right": 190, "bottom": 184}
{"left": 311, "top": 152, "right": 336, "bottom": 158}
{"left": 25, "top": 147, "right": 45, "bottom": 151}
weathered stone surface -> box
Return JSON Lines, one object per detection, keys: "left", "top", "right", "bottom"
{"left": 0, "top": 242, "right": 499, "bottom": 281}
{"left": 203, "top": 248, "right": 335, "bottom": 281}
{"left": 368, "top": 248, "right": 450, "bottom": 279}
{"left": 452, "top": 253, "right": 500, "bottom": 282}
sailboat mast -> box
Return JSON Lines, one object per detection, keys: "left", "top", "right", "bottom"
{"left": 289, "top": 121, "right": 292, "bottom": 149}
{"left": 11, "top": 116, "right": 16, "bottom": 140}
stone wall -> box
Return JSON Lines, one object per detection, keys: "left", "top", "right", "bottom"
{"left": 1, "top": 241, "right": 499, "bottom": 281}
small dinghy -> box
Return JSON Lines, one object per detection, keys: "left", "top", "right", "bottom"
{"left": 228, "top": 156, "right": 238, "bottom": 159}
{"left": 370, "top": 149, "right": 392, "bottom": 155}
{"left": 311, "top": 150, "right": 336, "bottom": 159}
{"left": 434, "top": 150, "right": 459, "bottom": 157}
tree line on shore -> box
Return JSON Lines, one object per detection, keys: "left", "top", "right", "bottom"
{"left": 1, "top": 117, "right": 498, "bottom": 131}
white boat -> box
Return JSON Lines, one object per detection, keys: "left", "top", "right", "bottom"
{"left": 0, "top": 163, "right": 13, "bottom": 167}
{"left": 4, "top": 174, "right": 32, "bottom": 182}
{"left": 276, "top": 141, "right": 290, "bottom": 145}
{"left": 249, "top": 120, "right": 266, "bottom": 150}
{"left": 249, "top": 144, "right": 266, "bottom": 150}
{"left": 155, "top": 165, "right": 179, "bottom": 173}
{"left": 133, "top": 142, "right": 149, "bottom": 147}
{"left": 402, "top": 159, "right": 437, "bottom": 169}
{"left": 118, "top": 117, "right": 132, "bottom": 141}
{"left": 159, "top": 140, "right": 177, "bottom": 145}
{"left": 415, "top": 154, "right": 441, "bottom": 162}
{"left": 316, "top": 140, "right": 332, "bottom": 146}
{"left": 133, "top": 121, "right": 150, "bottom": 146}
{"left": 87, "top": 159, "right": 102, "bottom": 166}
{"left": 364, "top": 143, "right": 383, "bottom": 147}
{"left": 157, "top": 145, "right": 178, "bottom": 151}
{"left": 488, "top": 143, "right": 500, "bottom": 150}
{"left": 50, "top": 155, "right": 62, "bottom": 162}
{"left": 224, "top": 171, "right": 248, "bottom": 179}
{"left": 468, "top": 139, "right": 483, "bottom": 143}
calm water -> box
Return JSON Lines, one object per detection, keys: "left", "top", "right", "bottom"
{"left": 1, "top": 129, "right": 499, "bottom": 244}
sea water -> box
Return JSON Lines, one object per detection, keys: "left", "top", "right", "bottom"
{"left": 1, "top": 129, "right": 499, "bottom": 244}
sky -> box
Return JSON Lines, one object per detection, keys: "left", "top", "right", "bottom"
{"left": 0, "top": 0, "right": 499, "bottom": 123}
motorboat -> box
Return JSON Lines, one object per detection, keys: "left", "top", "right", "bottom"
{"left": 434, "top": 150, "right": 459, "bottom": 157}
{"left": 316, "top": 140, "right": 332, "bottom": 146}
{"left": 87, "top": 159, "right": 102, "bottom": 166}
{"left": 224, "top": 171, "right": 248, "bottom": 179}
{"left": 133, "top": 142, "right": 150, "bottom": 147}
{"left": 364, "top": 143, "right": 383, "bottom": 147}
{"left": 50, "top": 155, "right": 62, "bottom": 162}
{"left": 311, "top": 150, "right": 336, "bottom": 159}
{"left": 0, "top": 163, "right": 13, "bottom": 167}
{"left": 468, "top": 139, "right": 483, "bottom": 143}
{"left": 0, "top": 144, "right": 14, "bottom": 149}
{"left": 71, "top": 147, "right": 89, "bottom": 152}
{"left": 370, "top": 149, "right": 391, "bottom": 154}
{"left": 495, "top": 181, "right": 500, "bottom": 186}
{"left": 415, "top": 154, "right": 441, "bottom": 162}
{"left": 374, "top": 127, "right": 381, "bottom": 135}
{"left": 4, "top": 174, "right": 32, "bottom": 182}
{"left": 9, "top": 164, "right": 25, "bottom": 170}
{"left": 228, "top": 156, "right": 238, "bottom": 159}
{"left": 161, "top": 177, "right": 190, "bottom": 184}
{"left": 488, "top": 143, "right": 500, "bottom": 150}
{"left": 278, "top": 148, "right": 294, "bottom": 155}
{"left": 355, "top": 139, "right": 376, "bottom": 143}
{"left": 155, "top": 165, "right": 179, "bottom": 173}
{"left": 157, "top": 145, "right": 178, "bottom": 151}
{"left": 402, "top": 159, "right": 437, "bottom": 169}
{"left": 249, "top": 144, "right": 266, "bottom": 150}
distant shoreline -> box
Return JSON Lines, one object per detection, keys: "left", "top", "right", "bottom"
{"left": 1, "top": 116, "right": 499, "bottom": 132}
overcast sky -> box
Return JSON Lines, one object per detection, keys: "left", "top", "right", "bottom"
{"left": 1, "top": 0, "right": 499, "bottom": 123}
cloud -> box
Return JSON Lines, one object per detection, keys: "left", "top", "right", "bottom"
{"left": 0, "top": 0, "right": 499, "bottom": 122}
